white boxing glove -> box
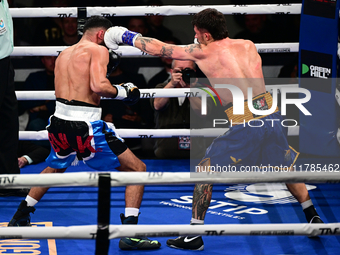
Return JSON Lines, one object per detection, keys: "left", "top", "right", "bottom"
{"left": 104, "top": 26, "right": 141, "bottom": 50}
{"left": 113, "top": 82, "right": 140, "bottom": 105}
{"left": 194, "top": 38, "right": 199, "bottom": 44}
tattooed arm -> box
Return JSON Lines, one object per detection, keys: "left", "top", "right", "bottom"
{"left": 134, "top": 37, "right": 204, "bottom": 61}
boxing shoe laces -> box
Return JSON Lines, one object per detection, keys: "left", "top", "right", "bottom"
{"left": 119, "top": 213, "right": 161, "bottom": 250}
{"left": 8, "top": 200, "right": 35, "bottom": 227}
{"left": 167, "top": 236, "right": 204, "bottom": 251}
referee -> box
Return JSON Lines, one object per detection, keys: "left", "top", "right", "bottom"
{"left": 0, "top": 0, "right": 26, "bottom": 196}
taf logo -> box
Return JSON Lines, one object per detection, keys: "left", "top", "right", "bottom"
{"left": 0, "top": 19, "right": 4, "bottom": 28}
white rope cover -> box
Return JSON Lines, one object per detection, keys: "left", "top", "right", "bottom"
{"left": 19, "top": 129, "right": 189, "bottom": 140}
{"left": 23, "top": 127, "right": 297, "bottom": 139}
{"left": 0, "top": 223, "right": 338, "bottom": 239}
{"left": 15, "top": 86, "right": 299, "bottom": 100}
{"left": 0, "top": 171, "right": 339, "bottom": 189}
{"left": 18, "top": 126, "right": 299, "bottom": 140}
{"left": 11, "top": 43, "right": 299, "bottom": 57}
{"left": 9, "top": 4, "right": 302, "bottom": 18}
{"left": 16, "top": 85, "right": 299, "bottom": 140}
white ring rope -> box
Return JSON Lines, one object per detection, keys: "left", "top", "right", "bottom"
{"left": 18, "top": 126, "right": 299, "bottom": 140}
{"left": 11, "top": 43, "right": 299, "bottom": 57}
{"left": 19, "top": 129, "right": 189, "bottom": 140}
{"left": 0, "top": 171, "right": 339, "bottom": 189}
{"left": 9, "top": 4, "right": 302, "bottom": 18}
{"left": 15, "top": 86, "right": 299, "bottom": 101}
{"left": 16, "top": 86, "right": 300, "bottom": 140}
{"left": 0, "top": 223, "right": 339, "bottom": 239}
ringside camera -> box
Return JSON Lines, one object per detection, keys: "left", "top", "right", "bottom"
{"left": 180, "top": 68, "right": 196, "bottom": 84}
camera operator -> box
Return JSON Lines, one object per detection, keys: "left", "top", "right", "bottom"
{"left": 153, "top": 60, "right": 198, "bottom": 110}
{"left": 151, "top": 60, "right": 205, "bottom": 159}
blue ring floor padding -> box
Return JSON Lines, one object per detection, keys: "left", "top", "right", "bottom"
{"left": 1, "top": 158, "right": 339, "bottom": 254}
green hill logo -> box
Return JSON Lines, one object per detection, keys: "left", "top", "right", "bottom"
{"left": 302, "top": 64, "right": 309, "bottom": 75}
{"left": 302, "top": 63, "right": 331, "bottom": 79}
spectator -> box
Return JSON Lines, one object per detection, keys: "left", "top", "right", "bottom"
{"left": 32, "top": 0, "right": 69, "bottom": 46}
{"left": 127, "top": 16, "right": 149, "bottom": 36}
{"left": 50, "top": 17, "right": 79, "bottom": 46}
{"left": 18, "top": 141, "right": 50, "bottom": 168}
{"left": 19, "top": 56, "right": 56, "bottom": 139}
{"left": 8, "top": 0, "right": 32, "bottom": 45}
{"left": 102, "top": 0, "right": 146, "bottom": 27}
{"left": 145, "top": 0, "right": 174, "bottom": 41}
{"left": 151, "top": 59, "right": 208, "bottom": 159}
{"left": 278, "top": 56, "right": 298, "bottom": 81}
{"left": 234, "top": 14, "right": 282, "bottom": 43}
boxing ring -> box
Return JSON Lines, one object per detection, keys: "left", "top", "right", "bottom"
{"left": 1, "top": 2, "right": 340, "bottom": 255}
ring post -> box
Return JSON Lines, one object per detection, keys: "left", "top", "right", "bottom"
{"left": 298, "top": 0, "right": 340, "bottom": 156}
{"left": 95, "top": 173, "right": 111, "bottom": 255}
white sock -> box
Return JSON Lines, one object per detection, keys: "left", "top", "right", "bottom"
{"left": 25, "top": 195, "right": 38, "bottom": 207}
{"left": 190, "top": 218, "right": 204, "bottom": 225}
{"left": 125, "top": 207, "right": 139, "bottom": 217}
{"left": 301, "top": 199, "right": 313, "bottom": 210}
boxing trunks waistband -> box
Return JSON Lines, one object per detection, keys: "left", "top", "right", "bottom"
{"left": 224, "top": 92, "right": 278, "bottom": 125}
{"left": 54, "top": 98, "right": 102, "bottom": 122}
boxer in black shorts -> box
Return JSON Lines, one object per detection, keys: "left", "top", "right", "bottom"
{"left": 8, "top": 16, "right": 160, "bottom": 250}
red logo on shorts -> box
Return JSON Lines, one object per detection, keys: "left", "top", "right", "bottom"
{"left": 77, "top": 136, "right": 96, "bottom": 153}
{"left": 49, "top": 133, "right": 96, "bottom": 154}
{"left": 48, "top": 133, "right": 70, "bottom": 152}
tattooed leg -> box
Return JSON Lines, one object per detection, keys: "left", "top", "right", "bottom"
{"left": 192, "top": 183, "right": 213, "bottom": 220}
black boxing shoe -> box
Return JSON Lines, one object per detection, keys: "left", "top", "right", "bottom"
{"left": 303, "top": 205, "right": 324, "bottom": 223}
{"left": 118, "top": 213, "right": 161, "bottom": 250}
{"left": 167, "top": 236, "right": 204, "bottom": 251}
{"left": 8, "top": 200, "right": 35, "bottom": 226}
{"left": 304, "top": 205, "right": 324, "bottom": 238}
{"left": 308, "top": 216, "right": 324, "bottom": 238}
{"left": 310, "top": 216, "right": 324, "bottom": 224}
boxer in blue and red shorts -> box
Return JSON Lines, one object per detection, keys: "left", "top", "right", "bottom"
{"left": 46, "top": 98, "right": 127, "bottom": 170}
{"left": 8, "top": 16, "right": 160, "bottom": 251}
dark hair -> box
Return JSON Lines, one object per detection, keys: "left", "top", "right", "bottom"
{"left": 192, "top": 8, "right": 229, "bottom": 40}
{"left": 83, "top": 16, "right": 112, "bottom": 33}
